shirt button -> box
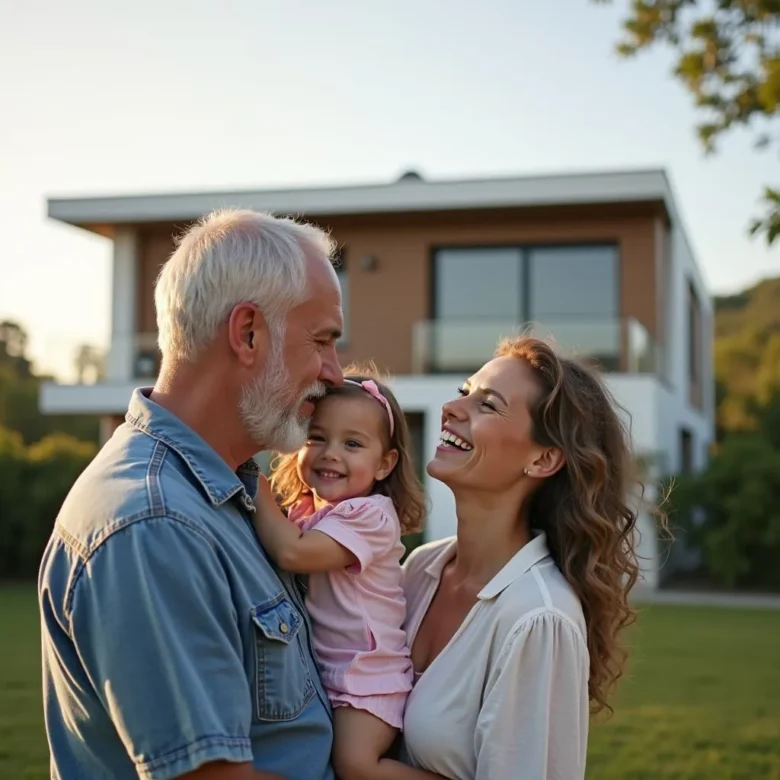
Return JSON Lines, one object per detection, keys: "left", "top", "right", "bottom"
{"left": 279, "top": 622, "right": 289, "bottom": 634}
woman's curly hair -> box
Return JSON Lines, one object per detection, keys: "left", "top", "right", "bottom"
{"left": 496, "top": 336, "right": 666, "bottom": 716}
{"left": 270, "top": 362, "right": 426, "bottom": 536}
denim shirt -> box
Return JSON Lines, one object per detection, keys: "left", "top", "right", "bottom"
{"left": 39, "top": 389, "right": 334, "bottom": 780}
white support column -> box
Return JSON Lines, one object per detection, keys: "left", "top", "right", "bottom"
{"left": 422, "top": 408, "right": 458, "bottom": 543}
{"left": 106, "top": 229, "right": 138, "bottom": 382}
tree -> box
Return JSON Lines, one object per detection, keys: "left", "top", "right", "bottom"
{"left": 595, "top": 0, "right": 780, "bottom": 244}
{"left": 670, "top": 429, "right": 780, "bottom": 589}
{"left": 0, "top": 320, "right": 28, "bottom": 357}
{"left": 74, "top": 344, "right": 106, "bottom": 384}
{"left": 0, "top": 320, "right": 100, "bottom": 445}
{"left": 0, "top": 427, "right": 96, "bottom": 578}
{"left": 0, "top": 320, "right": 32, "bottom": 378}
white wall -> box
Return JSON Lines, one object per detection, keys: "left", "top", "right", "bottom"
{"left": 666, "top": 216, "right": 716, "bottom": 444}
{"left": 388, "top": 376, "right": 458, "bottom": 543}
{"left": 106, "top": 229, "right": 138, "bottom": 383}
{"left": 604, "top": 375, "right": 660, "bottom": 455}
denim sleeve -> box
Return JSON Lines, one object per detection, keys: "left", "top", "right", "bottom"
{"left": 69, "top": 516, "right": 254, "bottom": 780}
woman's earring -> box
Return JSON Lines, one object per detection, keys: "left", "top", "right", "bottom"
{"left": 523, "top": 468, "right": 530, "bottom": 476}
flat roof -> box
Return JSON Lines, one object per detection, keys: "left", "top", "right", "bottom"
{"left": 48, "top": 168, "right": 676, "bottom": 229}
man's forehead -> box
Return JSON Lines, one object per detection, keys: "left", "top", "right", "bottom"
{"left": 304, "top": 250, "right": 340, "bottom": 288}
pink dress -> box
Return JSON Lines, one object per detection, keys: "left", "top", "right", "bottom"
{"left": 288, "top": 494, "right": 413, "bottom": 729}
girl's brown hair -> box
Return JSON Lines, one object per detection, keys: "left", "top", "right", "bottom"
{"left": 495, "top": 336, "right": 666, "bottom": 716}
{"left": 269, "top": 362, "right": 426, "bottom": 536}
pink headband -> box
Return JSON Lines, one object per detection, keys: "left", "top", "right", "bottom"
{"left": 344, "top": 379, "right": 395, "bottom": 436}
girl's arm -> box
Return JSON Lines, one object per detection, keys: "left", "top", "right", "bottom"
{"left": 252, "top": 477, "right": 357, "bottom": 574}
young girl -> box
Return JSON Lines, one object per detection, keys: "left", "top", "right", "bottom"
{"left": 253, "top": 369, "right": 444, "bottom": 780}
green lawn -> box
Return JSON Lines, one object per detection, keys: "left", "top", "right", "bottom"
{"left": 2, "top": 589, "right": 779, "bottom": 779}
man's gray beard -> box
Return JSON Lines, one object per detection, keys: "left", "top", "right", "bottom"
{"left": 239, "top": 339, "right": 325, "bottom": 454}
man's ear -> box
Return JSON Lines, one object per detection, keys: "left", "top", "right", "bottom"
{"left": 227, "top": 303, "right": 271, "bottom": 368}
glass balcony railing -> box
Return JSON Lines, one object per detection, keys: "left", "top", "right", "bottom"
{"left": 43, "top": 321, "right": 660, "bottom": 387}
{"left": 412, "top": 317, "right": 661, "bottom": 376}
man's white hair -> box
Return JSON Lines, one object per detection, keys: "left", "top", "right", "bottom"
{"left": 155, "top": 209, "right": 336, "bottom": 362}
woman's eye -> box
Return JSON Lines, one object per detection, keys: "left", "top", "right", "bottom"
{"left": 481, "top": 401, "right": 496, "bottom": 411}
{"left": 456, "top": 386, "right": 468, "bottom": 397}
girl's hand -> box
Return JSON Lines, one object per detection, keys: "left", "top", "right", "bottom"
{"left": 252, "top": 479, "right": 357, "bottom": 575}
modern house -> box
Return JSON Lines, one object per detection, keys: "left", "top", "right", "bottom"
{"left": 40, "top": 169, "right": 714, "bottom": 587}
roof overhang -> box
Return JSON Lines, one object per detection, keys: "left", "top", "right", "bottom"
{"left": 47, "top": 168, "right": 677, "bottom": 235}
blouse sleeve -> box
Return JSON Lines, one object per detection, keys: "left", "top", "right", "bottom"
{"left": 474, "top": 610, "right": 590, "bottom": 780}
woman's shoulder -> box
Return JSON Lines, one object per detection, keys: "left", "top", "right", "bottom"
{"left": 496, "top": 559, "right": 587, "bottom": 643}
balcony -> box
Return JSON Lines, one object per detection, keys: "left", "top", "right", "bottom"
{"left": 412, "top": 317, "right": 660, "bottom": 375}
{"left": 124, "top": 333, "right": 162, "bottom": 380}
{"left": 38, "top": 332, "right": 162, "bottom": 415}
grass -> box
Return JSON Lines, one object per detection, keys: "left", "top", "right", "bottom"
{"left": 587, "top": 603, "right": 780, "bottom": 779}
{"left": 1, "top": 589, "right": 779, "bottom": 779}
{"left": 0, "top": 587, "right": 48, "bottom": 780}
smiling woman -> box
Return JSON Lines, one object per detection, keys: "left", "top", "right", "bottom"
{"left": 399, "top": 336, "right": 662, "bottom": 780}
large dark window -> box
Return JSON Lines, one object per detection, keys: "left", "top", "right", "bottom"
{"left": 528, "top": 245, "right": 618, "bottom": 319}
{"left": 434, "top": 248, "right": 524, "bottom": 321}
{"left": 429, "top": 244, "right": 619, "bottom": 372}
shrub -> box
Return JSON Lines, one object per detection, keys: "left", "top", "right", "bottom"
{"left": 669, "top": 433, "right": 780, "bottom": 590}
{"left": 0, "top": 428, "right": 95, "bottom": 579}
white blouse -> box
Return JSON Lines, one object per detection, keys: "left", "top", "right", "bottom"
{"left": 401, "top": 533, "right": 590, "bottom": 780}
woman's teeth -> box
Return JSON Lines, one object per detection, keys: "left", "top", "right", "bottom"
{"left": 439, "top": 431, "right": 473, "bottom": 451}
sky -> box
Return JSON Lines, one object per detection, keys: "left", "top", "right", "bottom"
{"left": 0, "top": 0, "right": 777, "bottom": 379}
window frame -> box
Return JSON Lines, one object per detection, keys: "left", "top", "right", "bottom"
{"left": 430, "top": 241, "right": 621, "bottom": 322}
{"left": 427, "top": 241, "right": 622, "bottom": 375}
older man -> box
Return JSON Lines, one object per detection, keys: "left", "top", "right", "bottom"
{"left": 39, "top": 210, "right": 344, "bottom": 780}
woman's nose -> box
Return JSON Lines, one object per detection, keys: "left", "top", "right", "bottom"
{"left": 442, "top": 396, "right": 468, "bottom": 421}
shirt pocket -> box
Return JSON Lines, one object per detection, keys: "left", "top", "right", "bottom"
{"left": 251, "top": 593, "right": 316, "bottom": 722}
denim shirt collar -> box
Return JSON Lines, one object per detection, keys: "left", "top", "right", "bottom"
{"left": 125, "top": 387, "right": 260, "bottom": 508}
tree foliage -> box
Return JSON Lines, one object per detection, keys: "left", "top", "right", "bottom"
{"left": 0, "top": 320, "right": 102, "bottom": 578}
{"left": 0, "top": 428, "right": 96, "bottom": 579}
{"left": 666, "top": 274, "right": 780, "bottom": 588}
{"left": 0, "top": 321, "right": 101, "bottom": 445}
{"left": 712, "top": 275, "right": 780, "bottom": 433}
{"left": 596, "top": 0, "right": 780, "bottom": 244}
{"left": 669, "top": 426, "right": 780, "bottom": 589}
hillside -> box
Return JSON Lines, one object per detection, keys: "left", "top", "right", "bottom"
{"left": 713, "top": 274, "right": 780, "bottom": 434}
{"left": 714, "top": 275, "right": 780, "bottom": 339}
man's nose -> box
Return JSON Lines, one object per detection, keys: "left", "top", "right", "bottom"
{"left": 320, "top": 346, "right": 344, "bottom": 388}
